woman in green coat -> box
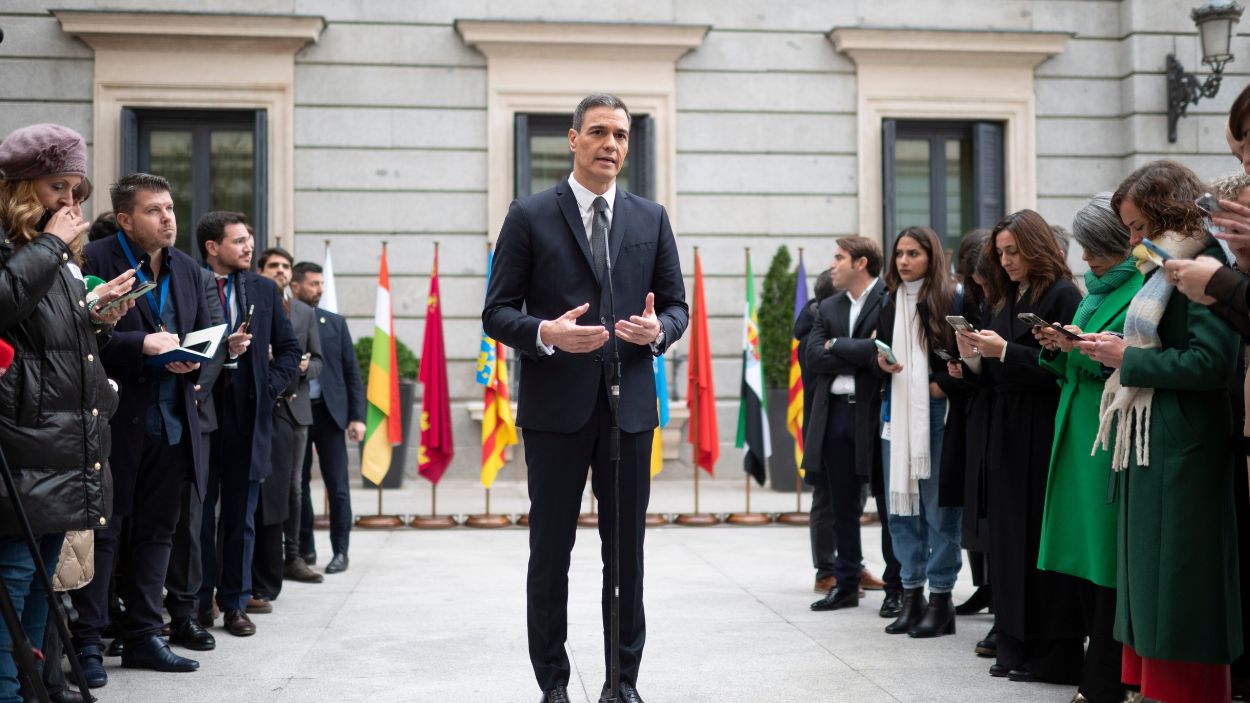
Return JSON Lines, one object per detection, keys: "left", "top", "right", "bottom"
{"left": 1081, "top": 160, "right": 1242, "bottom": 703}
{"left": 1034, "top": 193, "right": 1142, "bottom": 703}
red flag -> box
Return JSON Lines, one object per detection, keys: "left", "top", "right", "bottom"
{"left": 417, "top": 246, "right": 454, "bottom": 483}
{"left": 686, "top": 250, "right": 718, "bottom": 475}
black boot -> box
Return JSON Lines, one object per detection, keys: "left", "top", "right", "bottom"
{"left": 909, "top": 592, "right": 956, "bottom": 638}
{"left": 975, "top": 625, "right": 997, "bottom": 657}
{"left": 955, "top": 585, "right": 992, "bottom": 615}
{"left": 884, "top": 587, "right": 927, "bottom": 634}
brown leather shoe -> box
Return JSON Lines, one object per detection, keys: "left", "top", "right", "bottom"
{"left": 814, "top": 576, "right": 837, "bottom": 593}
{"left": 223, "top": 609, "right": 256, "bottom": 637}
{"left": 860, "top": 568, "right": 886, "bottom": 591}
{"left": 284, "top": 557, "right": 324, "bottom": 584}
{"left": 246, "top": 596, "right": 273, "bottom": 614}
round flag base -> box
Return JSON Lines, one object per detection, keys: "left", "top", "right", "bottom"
{"left": 776, "top": 512, "right": 810, "bottom": 526}
{"left": 726, "top": 512, "right": 772, "bottom": 526}
{"left": 355, "top": 514, "right": 404, "bottom": 529}
{"left": 645, "top": 513, "right": 669, "bottom": 527}
{"left": 674, "top": 513, "right": 720, "bottom": 526}
{"left": 313, "top": 515, "right": 331, "bottom": 530}
{"left": 410, "top": 514, "right": 459, "bottom": 529}
{"left": 465, "top": 514, "right": 513, "bottom": 528}
{"left": 577, "top": 513, "right": 599, "bottom": 528}
{"left": 516, "top": 514, "right": 529, "bottom": 527}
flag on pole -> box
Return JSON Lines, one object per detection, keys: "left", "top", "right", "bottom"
{"left": 417, "top": 247, "right": 454, "bottom": 484}
{"left": 321, "top": 242, "right": 338, "bottom": 314}
{"left": 686, "top": 250, "right": 718, "bottom": 475}
{"left": 478, "top": 248, "right": 517, "bottom": 487}
{"left": 787, "top": 253, "right": 809, "bottom": 471}
{"left": 650, "top": 354, "right": 669, "bottom": 478}
{"left": 735, "top": 252, "right": 770, "bottom": 486}
{"left": 361, "top": 244, "right": 402, "bottom": 485}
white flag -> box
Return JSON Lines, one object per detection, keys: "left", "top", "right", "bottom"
{"left": 321, "top": 243, "right": 338, "bottom": 313}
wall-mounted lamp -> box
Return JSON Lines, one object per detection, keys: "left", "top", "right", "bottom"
{"left": 1167, "top": 0, "right": 1245, "bottom": 142}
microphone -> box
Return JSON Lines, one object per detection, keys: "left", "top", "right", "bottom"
{"left": 0, "top": 338, "right": 13, "bottom": 378}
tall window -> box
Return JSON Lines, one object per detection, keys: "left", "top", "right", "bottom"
{"left": 121, "top": 108, "right": 267, "bottom": 257}
{"left": 514, "top": 113, "right": 654, "bottom": 199}
{"left": 883, "top": 120, "right": 1004, "bottom": 256}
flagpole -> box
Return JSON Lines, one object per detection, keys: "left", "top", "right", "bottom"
{"left": 412, "top": 240, "right": 459, "bottom": 529}
{"left": 779, "top": 245, "right": 811, "bottom": 526}
{"left": 728, "top": 247, "right": 771, "bottom": 526}
{"left": 677, "top": 246, "right": 718, "bottom": 526}
{"left": 356, "top": 240, "right": 403, "bottom": 529}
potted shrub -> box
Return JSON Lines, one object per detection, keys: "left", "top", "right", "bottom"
{"left": 759, "top": 245, "right": 800, "bottom": 492}
{"left": 354, "top": 336, "right": 420, "bottom": 488}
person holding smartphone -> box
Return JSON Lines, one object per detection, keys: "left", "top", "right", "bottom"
{"left": 873, "top": 226, "right": 963, "bottom": 639}
{"left": 956, "top": 209, "right": 1085, "bottom": 685}
{"left": 1032, "top": 194, "right": 1142, "bottom": 703}
{"left": 1079, "top": 161, "right": 1243, "bottom": 703}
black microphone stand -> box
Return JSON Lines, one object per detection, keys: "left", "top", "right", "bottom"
{"left": 600, "top": 248, "right": 622, "bottom": 703}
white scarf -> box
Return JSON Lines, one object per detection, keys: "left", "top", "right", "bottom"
{"left": 888, "top": 279, "right": 930, "bottom": 516}
{"left": 1093, "top": 231, "right": 1207, "bottom": 470}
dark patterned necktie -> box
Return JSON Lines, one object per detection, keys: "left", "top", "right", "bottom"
{"left": 591, "top": 196, "right": 609, "bottom": 285}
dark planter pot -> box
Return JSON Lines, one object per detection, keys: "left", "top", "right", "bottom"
{"left": 766, "top": 387, "right": 808, "bottom": 493}
{"left": 359, "top": 379, "right": 416, "bottom": 489}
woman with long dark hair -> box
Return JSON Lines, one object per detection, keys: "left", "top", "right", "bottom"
{"left": 874, "top": 226, "right": 963, "bottom": 638}
{"left": 1082, "top": 160, "right": 1242, "bottom": 703}
{"left": 956, "top": 209, "right": 1085, "bottom": 684}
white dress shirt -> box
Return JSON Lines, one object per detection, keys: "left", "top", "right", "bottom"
{"left": 831, "top": 278, "right": 879, "bottom": 395}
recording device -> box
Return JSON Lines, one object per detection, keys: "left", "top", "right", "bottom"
{"left": 945, "top": 315, "right": 977, "bottom": 332}
{"left": 93, "top": 279, "right": 157, "bottom": 314}
{"left": 1197, "top": 192, "right": 1225, "bottom": 214}
{"left": 240, "top": 304, "right": 255, "bottom": 332}
{"left": 1140, "top": 238, "right": 1172, "bottom": 262}
{"left": 874, "top": 339, "right": 897, "bottom": 364}
{"left": 934, "top": 348, "right": 956, "bottom": 362}
{"left": 1017, "top": 312, "right": 1083, "bottom": 341}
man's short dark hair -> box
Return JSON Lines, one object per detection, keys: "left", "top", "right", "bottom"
{"left": 572, "top": 93, "right": 631, "bottom": 132}
{"left": 110, "top": 173, "right": 171, "bottom": 215}
{"left": 257, "top": 246, "right": 293, "bottom": 271}
{"left": 834, "top": 235, "right": 883, "bottom": 278}
{"left": 292, "top": 261, "right": 322, "bottom": 283}
{"left": 196, "top": 211, "right": 249, "bottom": 262}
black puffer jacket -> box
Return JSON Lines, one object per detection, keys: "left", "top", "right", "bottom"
{"left": 0, "top": 230, "right": 116, "bottom": 534}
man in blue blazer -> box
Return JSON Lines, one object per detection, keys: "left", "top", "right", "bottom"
{"left": 291, "top": 262, "right": 365, "bottom": 574}
{"left": 483, "top": 94, "right": 688, "bottom": 703}
{"left": 194, "top": 211, "right": 300, "bottom": 637}
{"left": 73, "top": 173, "right": 212, "bottom": 682}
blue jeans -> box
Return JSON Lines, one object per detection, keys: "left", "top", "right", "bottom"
{"left": 0, "top": 533, "right": 63, "bottom": 703}
{"left": 882, "top": 397, "right": 963, "bottom": 593}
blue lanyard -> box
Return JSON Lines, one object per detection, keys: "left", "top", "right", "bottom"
{"left": 116, "top": 231, "right": 170, "bottom": 329}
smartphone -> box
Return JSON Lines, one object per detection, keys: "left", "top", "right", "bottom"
{"left": 1017, "top": 312, "right": 1083, "bottom": 341}
{"left": 874, "top": 339, "right": 897, "bottom": 365}
{"left": 1140, "top": 238, "right": 1172, "bottom": 262}
{"left": 934, "top": 349, "right": 956, "bottom": 362}
{"left": 945, "top": 315, "right": 977, "bottom": 333}
{"left": 240, "top": 304, "right": 255, "bottom": 332}
{"left": 93, "top": 280, "right": 158, "bottom": 314}
{"left": 1197, "top": 192, "right": 1225, "bottom": 214}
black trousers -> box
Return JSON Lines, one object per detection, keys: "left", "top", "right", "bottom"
{"left": 71, "top": 435, "right": 185, "bottom": 646}
{"left": 199, "top": 385, "right": 261, "bottom": 613}
{"left": 163, "top": 471, "right": 204, "bottom": 622}
{"left": 282, "top": 423, "right": 308, "bottom": 562}
{"left": 251, "top": 508, "right": 285, "bottom": 601}
{"left": 812, "top": 397, "right": 867, "bottom": 588}
{"left": 524, "top": 389, "right": 650, "bottom": 693}
{"left": 1078, "top": 580, "right": 1125, "bottom": 703}
{"left": 300, "top": 401, "right": 352, "bottom": 558}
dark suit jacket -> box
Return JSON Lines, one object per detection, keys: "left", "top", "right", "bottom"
{"left": 802, "top": 279, "right": 887, "bottom": 482}
{"left": 196, "top": 266, "right": 226, "bottom": 433}
{"left": 84, "top": 236, "right": 212, "bottom": 509}
{"left": 313, "top": 308, "right": 365, "bottom": 431}
{"left": 276, "top": 297, "right": 323, "bottom": 427}
{"left": 482, "top": 180, "right": 688, "bottom": 434}
{"left": 219, "top": 271, "right": 301, "bottom": 482}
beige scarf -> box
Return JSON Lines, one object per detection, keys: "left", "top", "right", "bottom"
{"left": 888, "top": 280, "right": 930, "bottom": 516}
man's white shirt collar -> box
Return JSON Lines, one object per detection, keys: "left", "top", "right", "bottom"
{"left": 568, "top": 173, "right": 615, "bottom": 219}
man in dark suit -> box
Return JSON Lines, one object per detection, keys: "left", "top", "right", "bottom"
{"left": 483, "top": 94, "right": 688, "bottom": 703}
{"left": 73, "top": 173, "right": 213, "bottom": 682}
{"left": 291, "top": 262, "right": 364, "bottom": 574}
{"left": 251, "top": 247, "right": 324, "bottom": 607}
{"left": 803, "top": 236, "right": 901, "bottom": 615}
{"left": 195, "top": 212, "right": 300, "bottom": 637}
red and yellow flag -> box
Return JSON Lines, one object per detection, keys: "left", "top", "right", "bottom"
{"left": 361, "top": 243, "right": 402, "bottom": 485}
{"left": 788, "top": 253, "right": 808, "bottom": 470}
{"left": 686, "top": 249, "right": 718, "bottom": 475}
{"left": 418, "top": 245, "right": 454, "bottom": 484}
{"left": 478, "top": 248, "right": 517, "bottom": 487}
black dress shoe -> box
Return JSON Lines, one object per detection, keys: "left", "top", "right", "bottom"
{"left": 878, "top": 589, "right": 903, "bottom": 619}
{"left": 909, "top": 592, "right": 956, "bottom": 638}
{"left": 988, "top": 663, "right": 1011, "bottom": 678}
{"left": 104, "top": 638, "right": 123, "bottom": 657}
{"left": 599, "top": 682, "right": 645, "bottom": 703}
{"left": 1007, "top": 669, "right": 1038, "bottom": 683}
{"left": 168, "top": 617, "right": 216, "bottom": 651}
{"left": 955, "top": 585, "right": 992, "bottom": 615}
{"left": 121, "top": 635, "right": 199, "bottom": 673}
{"left": 975, "top": 626, "right": 998, "bottom": 658}
{"left": 75, "top": 644, "right": 107, "bottom": 688}
{"left": 22, "top": 688, "right": 88, "bottom": 703}
{"left": 884, "top": 588, "right": 925, "bottom": 634}
{"left": 810, "top": 585, "right": 860, "bottom": 611}
{"left": 325, "top": 553, "right": 349, "bottom": 574}
{"left": 540, "top": 685, "right": 570, "bottom": 703}
{"left": 300, "top": 552, "right": 317, "bottom": 566}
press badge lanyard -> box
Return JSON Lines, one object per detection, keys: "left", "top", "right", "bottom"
{"left": 116, "top": 231, "right": 170, "bottom": 332}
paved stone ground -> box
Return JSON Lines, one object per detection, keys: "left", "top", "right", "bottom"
{"left": 93, "top": 477, "right": 1079, "bottom": 702}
